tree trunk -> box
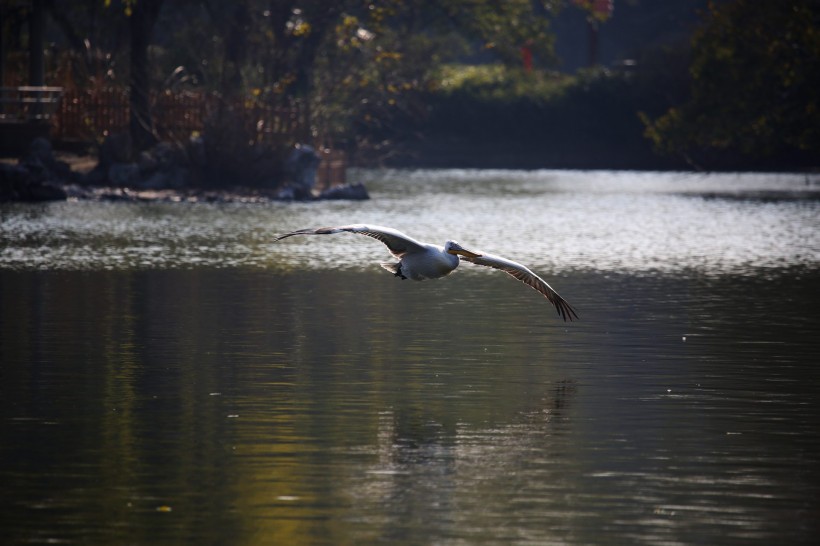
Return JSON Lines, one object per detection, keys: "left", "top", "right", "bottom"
{"left": 28, "top": 0, "right": 45, "bottom": 87}
{"left": 0, "top": 4, "right": 6, "bottom": 89}
{"left": 129, "top": 0, "right": 163, "bottom": 153}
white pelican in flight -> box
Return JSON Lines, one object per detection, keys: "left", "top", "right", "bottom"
{"left": 276, "top": 224, "right": 578, "bottom": 321}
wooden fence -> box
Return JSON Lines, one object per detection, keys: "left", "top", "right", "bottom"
{"left": 0, "top": 86, "right": 64, "bottom": 121}
{"left": 48, "top": 88, "right": 347, "bottom": 187}
{"left": 52, "top": 88, "right": 309, "bottom": 145}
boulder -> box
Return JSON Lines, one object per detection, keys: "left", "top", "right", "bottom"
{"left": 21, "top": 137, "right": 74, "bottom": 183}
{"left": 0, "top": 162, "right": 66, "bottom": 202}
{"left": 140, "top": 167, "right": 188, "bottom": 190}
{"left": 285, "top": 144, "right": 320, "bottom": 194}
{"left": 153, "top": 141, "right": 180, "bottom": 170}
{"left": 274, "top": 181, "right": 369, "bottom": 202}
{"left": 98, "top": 132, "right": 132, "bottom": 168}
{"left": 274, "top": 183, "right": 315, "bottom": 201}
{"left": 108, "top": 162, "right": 141, "bottom": 187}
{"left": 137, "top": 149, "right": 159, "bottom": 174}
{"left": 319, "top": 183, "right": 369, "bottom": 200}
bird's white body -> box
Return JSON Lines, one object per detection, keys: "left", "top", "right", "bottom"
{"left": 276, "top": 224, "right": 578, "bottom": 321}
{"left": 379, "top": 242, "right": 459, "bottom": 280}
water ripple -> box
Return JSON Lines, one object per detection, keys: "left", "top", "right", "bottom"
{"left": 2, "top": 170, "right": 818, "bottom": 274}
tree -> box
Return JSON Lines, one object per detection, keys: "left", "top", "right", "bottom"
{"left": 28, "top": 0, "right": 46, "bottom": 87}
{"left": 27, "top": 0, "right": 568, "bottom": 173}
{"left": 128, "top": 0, "right": 163, "bottom": 152}
{"left": 644, "top": 0, "right": 820, "bottom": 167}
{"left": 161, "top": 0, "right": 565, "bottom": 159}
{"left": 53, "top": 0, "right": 163, "bottom": 152}
{"left": 306, "top": 0, "right": 564, "bottom": 155}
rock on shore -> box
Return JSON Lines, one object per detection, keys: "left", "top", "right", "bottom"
{"left": 1, "top": 137, "right": 368, "bottom": 204}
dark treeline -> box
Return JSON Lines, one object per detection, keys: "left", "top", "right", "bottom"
{"left": 2, "top": 0, "right": 818, "bottom": 183}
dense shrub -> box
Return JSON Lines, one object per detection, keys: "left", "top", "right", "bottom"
{"left": 390, "top": 64, "right": 684, "bottom": 169}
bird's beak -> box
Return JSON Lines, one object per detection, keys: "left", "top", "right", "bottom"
{"left": 447, "top": 243, "right": 482, "bottom": 258}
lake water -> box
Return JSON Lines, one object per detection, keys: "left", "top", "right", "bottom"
{"left": 1, "top": 169, "right": 819, "bottom": 545}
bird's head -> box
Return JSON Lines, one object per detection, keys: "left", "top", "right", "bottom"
{"left": 445, "top": 241, "right": 482, "bottom": 258}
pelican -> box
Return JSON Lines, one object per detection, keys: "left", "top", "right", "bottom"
{"left": 276, "top": 224, "right": 578, "bottom": 321}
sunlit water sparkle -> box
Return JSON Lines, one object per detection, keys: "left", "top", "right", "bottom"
{"left": 2, "top": 169, "right": 818, "bottom": 274}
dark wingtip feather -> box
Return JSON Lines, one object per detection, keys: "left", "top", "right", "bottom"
{"left": 555, "top": 298, "right": 579, "bottom": 322}
{"left": 275, "top": 227, "right": 332, "bottom": 241}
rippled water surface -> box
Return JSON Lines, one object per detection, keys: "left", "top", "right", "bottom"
{"left": 1, "top": 169, "right": 818, "bottom": 272}
{"left": 1, "top": 170, "right": 819, "bottom": 545}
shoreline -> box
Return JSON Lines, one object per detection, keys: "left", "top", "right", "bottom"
{"left": 61, "top": 183, "right": 290, "bottom": 204}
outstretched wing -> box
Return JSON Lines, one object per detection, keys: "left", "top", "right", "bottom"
{"left": 275, "top": 224, "right": 427, "bottom": 258}
{"left": 460, "top": 252, "right": 579, "bottom": 321}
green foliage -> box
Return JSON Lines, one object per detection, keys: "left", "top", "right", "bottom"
{"left": 431, "top": 0, "right": 560, "bottom": 66}
{"left": 428, "top": 65, "right": 622, "bottom": 138}
{"left": 45, "top": 1, "right": 688, "bottom": 170}
{"left": 644, "top": 0, "right": 820, "bottom": 166}
{"left": 305, "top": 0, "right": 565, "bottom": 158}
{"left": 37, "top": 2, "right": 565, "bottom": 135}
{"left": 310, "top": 3, "right": 449, "bottom": 154}
{"left": 434, "top": 64, "right": 574, "bottom": 102}
{"left": 132, "top": 0, "right": 565, "bottom": 160}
